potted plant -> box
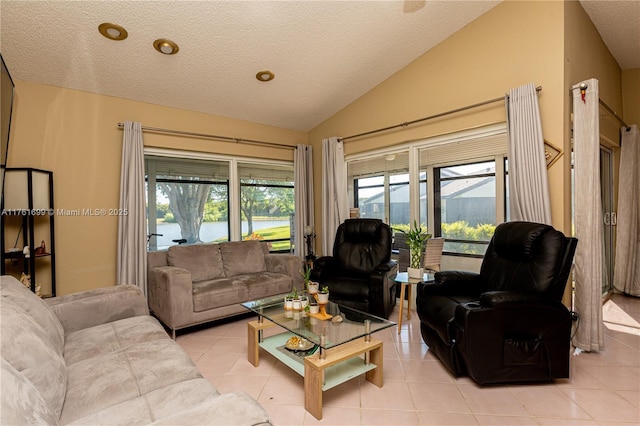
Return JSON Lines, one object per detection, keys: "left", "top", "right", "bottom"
{"left": 291, "top": 287, "right": 301, "bottom": 310}
{"left": 317, "top": 286, "right": 330, "bottom": 303}
{"left": 308, "top": 300, "right": 320, "bottom": 314}
{"left": 301, "top": 266, "right": 319, "bottom": 294}
{"left": 402, "top": 220, "right": 431, "bottom": 279}
{"left": 284, "top": 293, "right": 294, "bottom": 310}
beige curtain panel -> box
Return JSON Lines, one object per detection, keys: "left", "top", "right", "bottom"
{"left": 321, "top": 137, "right": 349, "bottom": 256}
{"left": 506, "top": 82, "right": 552, "bottom": 225}
{"left": 294, "top": 144, "right": 314, "bottom": 258}
{"left": 613, "top": 125, "right": 640, "bottom": 296}
{"left": 571, "top": 79, "right": 604, "bottom": 352}
{"left": 117, "top": 121, "right": 148, "bottom": 295}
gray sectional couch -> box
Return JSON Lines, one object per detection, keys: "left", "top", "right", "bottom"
{"left": 148, "top": 240, "right": 304, "bottom": 338}
{"left": 0, "top": 274, "right": 271, "bottom": 425}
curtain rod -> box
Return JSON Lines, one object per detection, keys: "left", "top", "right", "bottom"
{"left": 117, "top": 123, "right": 296, "bottom": 150}
{"left": 571, "top": 83, "right": 631, "bottom": 131}
{"left": 340, "top": 86, "right": 542, "bottom": 142}
{"left": 598, "top": 99, "right": 631, "bottom": 131}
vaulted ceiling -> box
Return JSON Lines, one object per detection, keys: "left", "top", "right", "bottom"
{"left": 1, "top": 1, "right": 637, "bottom": 132}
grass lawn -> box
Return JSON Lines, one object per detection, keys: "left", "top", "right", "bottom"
{"left": 243, "top": 225, "right": 291, "bottom": 251}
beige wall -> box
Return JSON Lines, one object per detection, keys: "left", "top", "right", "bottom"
{"left": 6, "top": 81, "right": 305, "bottom": 295}
{"left": 309, "top": 0, "right": 568, "bottom": 254}
{"left": 565, "top": 0, "right": 623, "bottom": 145}
{"left": 622, "top": 68, "right": 640, "bottom": 127}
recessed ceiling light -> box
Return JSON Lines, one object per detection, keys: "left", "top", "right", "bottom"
{"left": 256, "top": 70, "right": 275, "bottom": 82}
{"left": 98, "top": 23, "right": 128, "bottom": 41}
{"left": 153, "top": 39, "right": 179, "bottom": 55}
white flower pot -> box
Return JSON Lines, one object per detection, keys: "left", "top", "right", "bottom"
{"left": 307, "top": 282, "right": 319, "bottom": 294}
{"left": 284, "top": 297, "right": 294, "bottom": 310}
{"left": 300, "top": 295, "right": 309, "bottom": 308}
{"left": 407, "top": 267, "right": 424, "bottom": 279}
{"left": 317, "top": 292, "right": 329, "bottom": 303}
{"left": 309, "top": 304, "right": 319, "bottom": 314}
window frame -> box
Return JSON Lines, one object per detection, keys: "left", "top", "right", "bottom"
{"left": 145, "top": 148, "right": 295, "bottom": 252}
{"left": 345, "top": 123, "right": 508, "bottom": 258}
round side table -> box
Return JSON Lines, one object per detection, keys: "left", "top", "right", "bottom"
{"left": 393, "top": 272, "right": 435, "bottom": 334}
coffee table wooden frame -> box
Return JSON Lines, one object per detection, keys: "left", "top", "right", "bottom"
{"left": 247, "top": 318, "right": 383, "bottom": 420}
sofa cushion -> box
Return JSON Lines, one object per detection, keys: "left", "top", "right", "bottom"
{"left": 0, "top": 300, "right": 67, "bottom": 418}
{"left": 1, "top": 358, "right": 60, "bottom": 426}
{"left": 167, "top": 243, "right": 224, "bottom": 282}
{"left": 242, "top": 272, "right": 293, "bottom": 300}
{"left": 0, "top": 276, "right": 64, "bottom": 352}
{"left": 192, "top": 278, "right": 249, "bottom": 312}
{"left": 65, "top": 378, "right": 219, "bottom": 425}
{"left": 61, "top": 338, "right": 202, "bottom": 424}
{"left": 63, "top": 315, "right": 170, "bottom": 365}
{"left": 149, "top": 391, "right": 272, "bottom": 426}
{"left": 220, "top": 240, "right": 266, "bottom": 277}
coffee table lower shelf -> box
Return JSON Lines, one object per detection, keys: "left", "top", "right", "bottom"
{"left": 259, "top": 332, "right": 378, "bottom": 391}
{"left": 247, "top": 320, "right": 384, "bottom": 420}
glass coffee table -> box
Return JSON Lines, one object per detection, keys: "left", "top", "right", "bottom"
{"left": 242, "top": 295, "right": 395, "bottom": 420}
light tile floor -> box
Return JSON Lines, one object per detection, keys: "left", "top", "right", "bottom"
{"left": 176, "top": 294, "right": 640, "bottom": 425}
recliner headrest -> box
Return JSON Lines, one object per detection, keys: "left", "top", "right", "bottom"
{"left": 341, "top": 219, "right": 384, "bottom": 243}
{"left": 492, "top": 221, "right": 552, "bottom": 261}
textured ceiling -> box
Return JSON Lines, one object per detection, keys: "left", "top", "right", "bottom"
{"left": 0, "top": 1, "right": 637, "bottom": 132}
{"left": 580, "top": 0, "right": 640, "bottom": 71}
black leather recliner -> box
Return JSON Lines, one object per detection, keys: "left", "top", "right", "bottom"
{"left": 311, "top": 218, "right": 398, "bottom": 319}
{"left": 416, "top": 221, "right": 578, "bottom": 385}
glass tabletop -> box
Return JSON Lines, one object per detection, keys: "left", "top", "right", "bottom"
{"left": 393, "top": 272, "right": 435, "bottom": 284}
{"left": 242, "top": 295, "right": 395, "bottom": 350}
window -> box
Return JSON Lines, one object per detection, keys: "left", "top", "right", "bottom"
{"left": 146, "top": 156, "right": 230, "bottom": 251}
{"left": 145, "top": 154, "right": 294, "bottom": 252}
{"left": 419, "top": 130, "right": 508, "bottom": 256}
{"left": 348, "top": 151, "right": 410, "bottom": 230}
{"left": 238, "top": 162, "right": 294, "bottom": 252}
{"left": 345, "top": 127, "right": 508, "bottom": 257}
{"left": 434, "top": 161, "right": 497, "bottom": 255}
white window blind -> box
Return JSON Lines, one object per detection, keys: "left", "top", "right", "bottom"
{"left": 238, "top": 162, "right": 294, "bottom": 182}
{"left": 348, "top": 151, "right": 410, "bottom": 179}
{"left": 145, "top": 156, "right": 229, "bottom": 180}
{"left": 419, "top": 132, "right": 507, "bottom": 166}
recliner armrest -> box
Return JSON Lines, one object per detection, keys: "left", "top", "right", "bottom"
{"left": 418, "top": 271, "right": 484, "bottom": 297}
{"left": 310, "top": 256, "right": 337, "bottom": 280}
{"left": 479, "top": 291, "right": 545, "bottom": 307}
{"left": 435, "top": 270, "right": 480, "bottom": 284}
{"left": 374, "top": 259, "right": 397, "bottom": 274}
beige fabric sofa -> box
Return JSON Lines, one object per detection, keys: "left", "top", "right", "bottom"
{"left": 148, "top": 240, "right": 304, "bottom": 338}
{"left": 0, "top": 275, "right": 271, "bottom": 425}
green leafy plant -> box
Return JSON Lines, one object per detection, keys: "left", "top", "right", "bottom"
{"left": 301, "top": 266, "right": 312, "bottom": 287}
{"left": 320, "top": 286, "right": 329, "bottom": 294}
{"left": 396, "top": 220, "right": 431, "bottom": 268}
{"left": 288, "top": 287, "right": 298, "bottom": 299}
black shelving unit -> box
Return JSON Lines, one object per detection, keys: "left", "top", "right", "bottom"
{"left": 1, "top": 168, "right": 56, "bottom": 296}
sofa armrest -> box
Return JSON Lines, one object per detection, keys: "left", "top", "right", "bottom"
{"left": 45, "top": 285, "right": 148, "bottom": 334}
{"left": 264, "top": 253, "right": 305, "bottom": 292}
{"left": 147, "top": 266, "right": 195, "bottom": 332}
